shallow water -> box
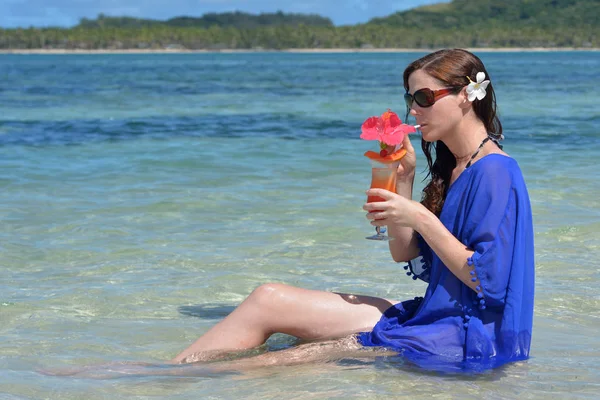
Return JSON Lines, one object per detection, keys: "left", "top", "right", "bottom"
{"left": 1, "top": 51, "right": 599, "bottom": 399}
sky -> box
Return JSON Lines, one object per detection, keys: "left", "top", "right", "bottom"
{"left": 0, "top": 0, "right": 447, "bottom": 28}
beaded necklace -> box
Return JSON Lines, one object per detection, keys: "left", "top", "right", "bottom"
{"left": 464, "top": 137, "right": 490, "bottom": 169}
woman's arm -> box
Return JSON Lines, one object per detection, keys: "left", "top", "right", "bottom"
{"left": 365, "top": 192, "right": 478, "bottom": 293}
{"left": 381, "top": 135, "right": 421, "bottom": 262}
{"left": 367, "top": 159, "right": 520, "bottom": 299}
{"left": 413, "top": 205, "right": 478, "bottom": 293}
{"left": 386, "top": 174, "right": 420, "bottom": 263}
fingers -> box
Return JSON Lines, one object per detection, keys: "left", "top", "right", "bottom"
{"left": 363, "top": 202, "right": 385, "bottom": 212}
{"left": 402, "top": 134, "right": 415, "bottom": 153}
{"left": 365, "top": 188, "right": 394, "bottom": 200}
{"left": 363, "top": 199, "right": 388, "bottom": 224}
{"left": 367, "top": 211, "right": 387, "bottom": 225}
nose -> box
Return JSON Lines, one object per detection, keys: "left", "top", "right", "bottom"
{"left": 409, "top": 105, "right": 420, "bottom": 118}
{"left": 404, "top": 103, "right": 419, "bottom": 122}
{"left": 405, "top": 98, "right": 420, "bottom": 116}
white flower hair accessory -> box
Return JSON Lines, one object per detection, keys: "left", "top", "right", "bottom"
{"left": 466, "top": 72, "right": 490, "bottom": 101}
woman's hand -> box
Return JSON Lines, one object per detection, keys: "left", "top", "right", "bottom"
{"left": 395, "top": 134, "right": 417, "bottom": 183}
{"left": 363, "top": 188, "right": 423, "bottom": 230}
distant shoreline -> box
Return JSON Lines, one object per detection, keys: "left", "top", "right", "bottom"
{"left": 1, "top": 47, "right": 599, "bottom": 55}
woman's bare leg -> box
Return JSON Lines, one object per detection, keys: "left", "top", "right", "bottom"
{"left": 171, "top": 283, "right": 397, "bottom": 364}
{"left": 208, "top": 335, "right": 398, "bottom": 372}
{"left": 41, "top": 336, "right": 398, "bottom": 379}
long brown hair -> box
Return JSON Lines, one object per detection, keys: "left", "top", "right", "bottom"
{"left": 403, "top": 49, "right": 503, "bottom": 216}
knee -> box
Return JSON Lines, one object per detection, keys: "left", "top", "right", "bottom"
{"left": 248, "top": 283, "right": 289, "bottom": 309}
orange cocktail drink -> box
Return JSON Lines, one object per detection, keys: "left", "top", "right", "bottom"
{"left": 365, "top": 160, "right": 398, "bottom": 240}
{"left": 367, "top": 163, "right": 397, "bottom": 205}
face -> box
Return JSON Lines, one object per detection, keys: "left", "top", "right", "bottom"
{"left": 406, "top": 69, "right": 465, "bottom": 143}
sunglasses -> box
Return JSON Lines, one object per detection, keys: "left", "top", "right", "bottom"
{"left": 404, "top": 87, "right": 462, "bottom": 109}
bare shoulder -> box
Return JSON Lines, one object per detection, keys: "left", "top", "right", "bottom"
{"left": 490, "top": 148, "right": 509, "bottom": 157}
{"left": 486, "top": 140, "right": 509, "bottom": 157}
{"left": 471, "top": 141, "right": 510, "bottom": 166}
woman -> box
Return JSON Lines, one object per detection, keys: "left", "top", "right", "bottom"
{"left": 172, "top": 49, "right": 535, "bottom": 372}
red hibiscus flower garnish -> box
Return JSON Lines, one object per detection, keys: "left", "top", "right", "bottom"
{"left": 360, "top": 109, "right": 415, "bottom": 146}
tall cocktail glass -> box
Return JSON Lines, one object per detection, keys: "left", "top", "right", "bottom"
{"left": 366, "top": 160, "right": 398, "bottom": 240}
{"left": 359, "top": 108, "right": 416, "bottom": 241}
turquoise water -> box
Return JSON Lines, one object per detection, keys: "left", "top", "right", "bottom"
{"left": 1, "top": 51, "right": 599, "bottom": 398}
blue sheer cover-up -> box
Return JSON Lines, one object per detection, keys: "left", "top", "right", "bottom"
{"left": 357, "top": 154, "right": 535, "bottom": 372}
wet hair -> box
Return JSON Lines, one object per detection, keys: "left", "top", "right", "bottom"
{"left": 403, "top": 48, "right": 503, "bottom": 216}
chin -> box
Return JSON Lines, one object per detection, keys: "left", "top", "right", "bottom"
{"left": 421, "top": 130, "right": 437, "bottom": 143}
{"left": 421, "top": 127, "right": 445, "bottom": 143}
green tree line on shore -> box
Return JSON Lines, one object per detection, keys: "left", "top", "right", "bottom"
{"left": 77, "top": 11, "right": 334, "bottom": 29}
{"left": 0, "top": 0, "right": 597, "bottom": 50}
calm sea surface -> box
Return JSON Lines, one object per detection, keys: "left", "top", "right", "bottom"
{"left": 1, "top": 51, "right": 599, "bottom": 399}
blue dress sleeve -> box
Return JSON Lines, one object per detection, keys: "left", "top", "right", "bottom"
{"left": 462, "top": 162, "right": 518, "bottom": 309}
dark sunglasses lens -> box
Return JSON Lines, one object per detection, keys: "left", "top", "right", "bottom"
{"left": 403, "top": 93, "right": 412, "bottom": 108}
{"left": 414, "top": 89, "right": 434, "bottom": 108}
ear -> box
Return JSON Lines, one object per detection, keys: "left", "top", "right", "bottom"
{"left": 457, "top": 87, "right": 472, "bottom": 110}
